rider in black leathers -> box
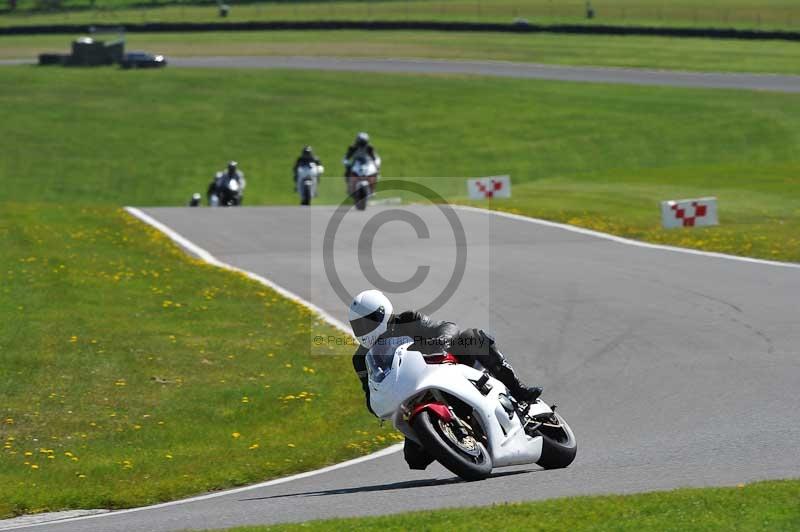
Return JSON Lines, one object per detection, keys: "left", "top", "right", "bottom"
{"left": 293, "top": 146, "right": 322, "bottom": 190}
{"left": 343, "top": 132, "right": 380, "bottom": 179}
{"left": 208, "top": 161, "right": 245, "bottom": 204}
{"left": 352, "top": 310, "right": 542, "bottom": 470}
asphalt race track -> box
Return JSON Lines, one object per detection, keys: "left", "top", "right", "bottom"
{"left": 19, "top": 205, "right": 800, "bottom": 531}
{"left": 168, "top": 57, "right": 800, "bottom": 92}
{"left": 3, "top": 56, "right": 800, "bottom": 92}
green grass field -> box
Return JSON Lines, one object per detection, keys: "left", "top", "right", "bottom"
{"left": 216, "top": 479, "right": 800, "bottom": 531}
{"left": 1, "top": 66, "right": 798, "bottom": 262}
{"left": 3, "top": 30, "right": 800, "bottom": 75}
{"left": 1, "top": 59, "right": 798, "bottom": 518}
{"left": 2, "top": 0, "right": 800, "bottom": 30}
{"left": 0, "top": 202, "right": 400, "bottom": 518}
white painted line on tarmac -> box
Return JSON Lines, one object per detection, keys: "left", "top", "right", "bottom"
{"left": 0, "top": 511, "right": 110, "bottom": 531}
{"left": 5, "top": 444, "right": 403, "bottom": 530}
{"left": 454, "top": 205, "right": 800, "bottom": 269}
{"left": 125, "top": 206, "right": 353, "bottom": 331}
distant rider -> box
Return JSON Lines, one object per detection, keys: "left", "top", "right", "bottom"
{"left": 349, "top": 289, "right": 542, "bottom": 470}
{"left": 208, "top": 161, "right": 245, "bottom": 204}
{"left": 293, "top": 146, "right": 322, "bottom": 191}
{"left": 343, "top": 132, "right": 381, "bottom": 180}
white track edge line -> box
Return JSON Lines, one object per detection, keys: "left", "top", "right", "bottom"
{"left": 8, "top": 444, "right": 404, "bottom": 530}
{"left": 125, "top": 207, "right": 354, "bottom": 331}
{"left": 453, "top": 205, "right": 800, "bottom": 269}
{"left": 1, "top": 207, "right": 402, "bottom": 530}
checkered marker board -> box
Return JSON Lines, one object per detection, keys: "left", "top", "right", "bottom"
{"left": 660, "top": 197, "right": 719, "bottom": 228}
{"left": 467, "top": 175, "right": 511, "bottom": 199}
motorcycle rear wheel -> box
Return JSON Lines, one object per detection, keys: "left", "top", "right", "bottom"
{"left": 412, "top": 410, "right": 492, "bottom": 481}
{"left": 535, "top": 412, "right": 577, "bottom": 470}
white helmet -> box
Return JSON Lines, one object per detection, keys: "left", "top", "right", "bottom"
{"left": 349, "top": 289, "right": 393, "bottom": 348}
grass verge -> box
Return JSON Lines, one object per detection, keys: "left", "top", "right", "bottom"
{"left": 3, "top": 30, "right": 800, "bottom": 75}
{"left": 212, "top": 478, "right": 800, "bottom": 531}
{"left": 1, "top": 66, "right": 798, "bottom": 262}
{"left": 2, "top": 0, "right": 800, "bottom": 31}
{"left": 0, "top": 203, "right": 399, "bottom": 518}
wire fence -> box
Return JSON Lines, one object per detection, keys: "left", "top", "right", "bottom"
{"left": 2, "top": 1, "right": 799, "bottom": 30}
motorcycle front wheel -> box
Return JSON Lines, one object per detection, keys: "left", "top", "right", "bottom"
{"left": 412, "top": 410, "right": 492, "bottom": 481}
{"left": 535, "top": 412, "right": 577, "bottom": 470}
{"left": 301, "top": 181, "right": 312, "bottom": 206}
{"left": 354, "top": 186, "right": 368, "bottom": 211}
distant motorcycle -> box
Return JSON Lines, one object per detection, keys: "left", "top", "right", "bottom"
{"left": 296, "top": 162, "right": 323, "bottom": 206}
{"left": 346, "top": 156, "right": 378, "bottom": 211}
{"left": 209, "top": 171, "right": 245, "bottom": 207}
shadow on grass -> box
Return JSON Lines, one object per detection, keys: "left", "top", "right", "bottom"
{"left": 241, "top": 469, "right": 537, "bottom": 501}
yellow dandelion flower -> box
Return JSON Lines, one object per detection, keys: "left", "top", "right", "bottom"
{"left": 249, "top": 444, "right": 259, "bottom": 450}
{"left": 287, "top": 443, "right": 295, "bottom": 448}
{"left": 241, "top": 397, "right": 250, "bottom": 403}
{"left": 71, "top": 456, "right": 79, "bottom": 462}
{"left": 284, "top": 363, "right": 292, "bottom": 368}
{"left": 165, "top": 454, "right": 173, "bottom": 459}
{"left": 24, "top": 451, "right": 32, "bottom": 457}
{"left": 69, "top": 336, "right": 78, "bottom": 343}
{"left": 30, "top": 464, "right": 39, "bottom": 470}
{"left": 232, "top": 432, "right": 241, "bottom": 439}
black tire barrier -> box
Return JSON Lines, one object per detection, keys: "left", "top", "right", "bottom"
{"left": 3, "top": 20, "right": 800, "bottom": 41}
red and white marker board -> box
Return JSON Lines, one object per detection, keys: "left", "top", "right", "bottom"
{"left": 467, "top": 175, "right": 511, "bottom": 199}
{"left": 660, "top": 197, "right": 718, "bottom": 228}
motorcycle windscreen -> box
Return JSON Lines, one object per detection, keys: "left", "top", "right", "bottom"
{"left": 366, "top": 341, "right": 396, "bottom": 384}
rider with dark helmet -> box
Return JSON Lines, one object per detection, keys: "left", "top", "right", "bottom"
{"left": 294, "top": 146, "right": 322, "bottom": 190}
{"left": 349, "top": 289, "right": 542, "bottom": 470}
{"left": 294, "top": 146, "right": 321, "bottom": 178}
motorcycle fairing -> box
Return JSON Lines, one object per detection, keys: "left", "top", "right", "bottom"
{"left": 369, "top": 343, "right": 545, "bottom": 468}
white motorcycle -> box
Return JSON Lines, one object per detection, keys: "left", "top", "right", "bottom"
{"left": 209, "top": 171, "right": 245, "bottom": 207}
{"left": 296, "top": 162, "right": 323, "bottom": 206}
{"left": 346, "top": 156, "right": 379, "bottom": 211}
{"left": 367, "top": 339, "right": 577, "bottom": 481}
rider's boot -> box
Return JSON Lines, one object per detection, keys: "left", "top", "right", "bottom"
{"left": 483, "top": 339, "right": 542, "bottom": 403}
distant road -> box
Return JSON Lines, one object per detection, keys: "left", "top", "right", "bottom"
{"left": 169, "top": 56, "right": 800, "bottom": 92}
{"left": 4, "top": 56, "right": 799, "bottom": 92}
